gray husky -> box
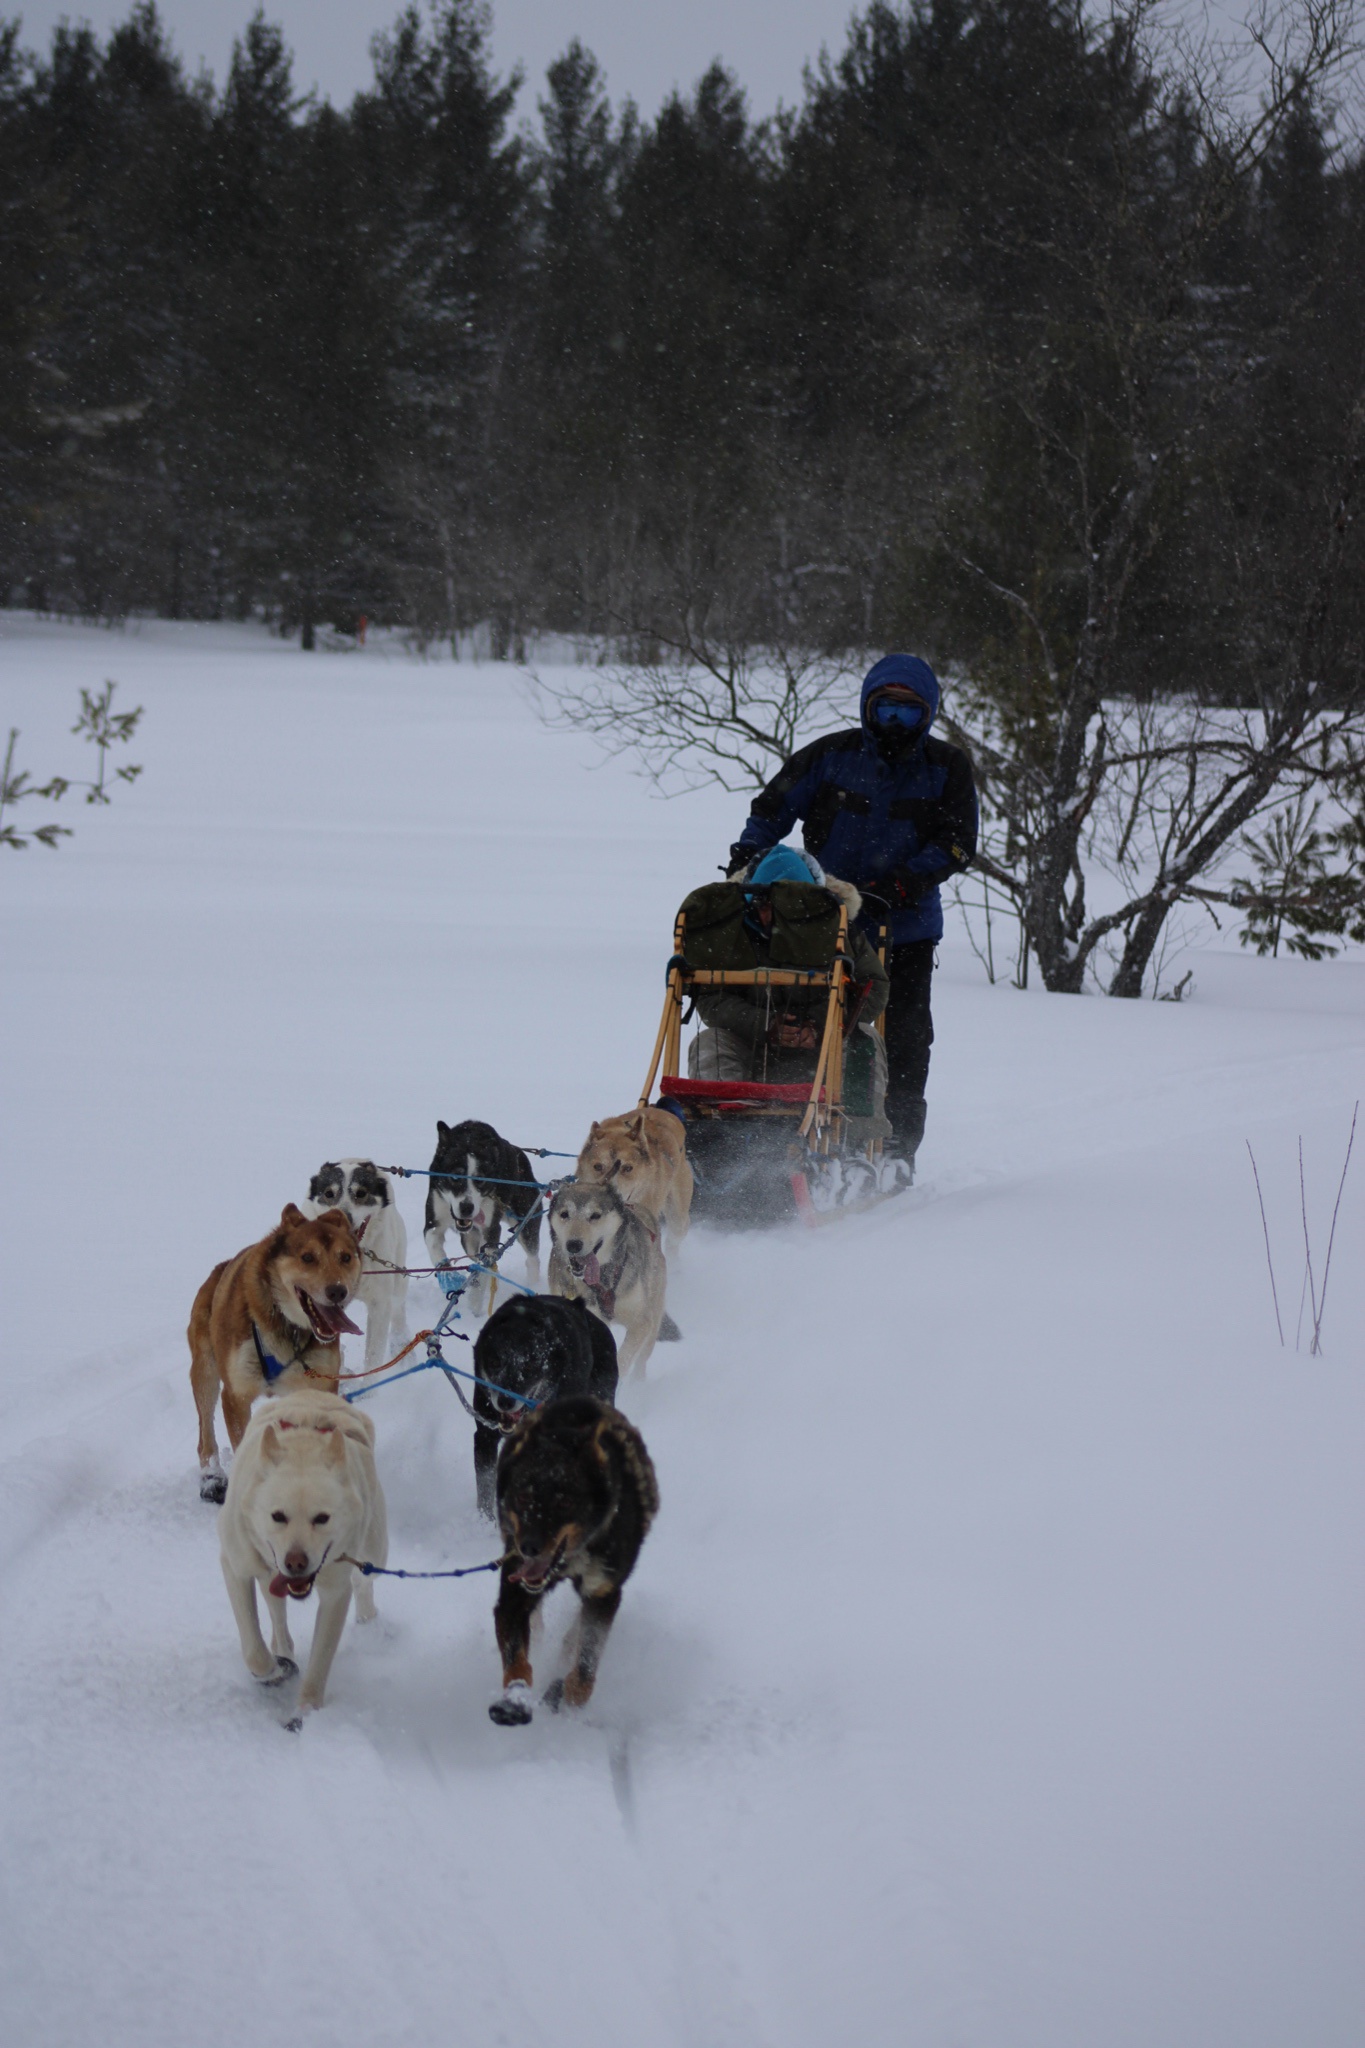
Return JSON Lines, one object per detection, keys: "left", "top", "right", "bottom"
{"left": 547, "top": 1181, "right": 670, "bottom": 1379}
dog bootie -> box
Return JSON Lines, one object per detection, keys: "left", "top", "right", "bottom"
{"left": 489, "top": 1679, "right": 533, "bottom": 1727}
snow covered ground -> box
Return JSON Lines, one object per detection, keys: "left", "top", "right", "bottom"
{"left": 2, "top": 614, "right": 1362, "bottom": 2048}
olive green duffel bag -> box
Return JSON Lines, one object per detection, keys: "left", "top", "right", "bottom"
{"left": 677, "top": 881, "right": 843, "bottom": 972}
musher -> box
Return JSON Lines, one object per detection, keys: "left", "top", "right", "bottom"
{"left": 725, "top": 654, "right": 978, "bottom": 1174}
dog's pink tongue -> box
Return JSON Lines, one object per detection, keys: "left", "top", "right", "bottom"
{"left": 584, "top": 1254, "right": 602, "bottom": 1287}
{"left": 313, "top": 1301, "right": 362, "bottom": 1337}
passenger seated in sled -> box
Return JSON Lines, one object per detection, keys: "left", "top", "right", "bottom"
{"left": 683, "top": 845, "right": 892, "bottom": 1135}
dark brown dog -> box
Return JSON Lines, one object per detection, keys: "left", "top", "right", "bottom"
{"left": 489, "top": 1396, "right": 658, "bottom": 1725}
{"left": 189, "top": 1203, "right": 362, "bottom": 1503}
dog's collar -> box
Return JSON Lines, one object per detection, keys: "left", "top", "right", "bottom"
{"left": 251, "top": 1321, "right": 312, "bottom": 1385}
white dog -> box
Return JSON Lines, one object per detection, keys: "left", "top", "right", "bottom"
{"left": 306, "top": 1158, "right": 408, "bottom": 1371}
{"left": 219, "top": 1390, "right": 388, "bottom": 1719}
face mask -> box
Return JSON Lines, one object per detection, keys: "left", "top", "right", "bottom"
{"left": 871, "top": 698, "right": 924, "bottom": 731}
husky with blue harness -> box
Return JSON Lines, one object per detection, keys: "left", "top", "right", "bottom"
{"left": 423, "top": 1117, "right": 543, "bottom": 1314}
{"left": 188, "top": 1203, "right": 364, "bottom": 1502}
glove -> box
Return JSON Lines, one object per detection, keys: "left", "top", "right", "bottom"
{"left": 722, "top": 841, "right": 752, "bottom": 878}
{"left": 882, "top": 868, "right": 933, "bottom": 914}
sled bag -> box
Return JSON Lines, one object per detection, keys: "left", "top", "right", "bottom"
{"left": 678, "top": 881, "right": 842, "bottom": 972}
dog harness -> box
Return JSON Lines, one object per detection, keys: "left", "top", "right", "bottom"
{"left": 581, "top": 1247, "right": 628, "bottom": 1323}
{"left": 251, "top": 1321, "right": 319, "bottom": 1385}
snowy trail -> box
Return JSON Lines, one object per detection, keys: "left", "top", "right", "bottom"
{"left": 3, "top": 617, "right": 1363, "bottom": 2047}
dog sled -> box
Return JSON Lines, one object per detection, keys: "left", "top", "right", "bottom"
{"left": 638, "top": 876, "right": 907, "bottom": 1226}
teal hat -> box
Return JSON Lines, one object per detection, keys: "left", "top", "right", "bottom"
{"left": 748, "top": 846, "right": 815, "bottom": 888}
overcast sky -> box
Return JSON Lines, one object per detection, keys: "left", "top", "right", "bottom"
{"left": 11, "top": 2, "right": 1307, "bottom": 139}
{"left": 11, "top": 2, "right": 873, "bottom": 114}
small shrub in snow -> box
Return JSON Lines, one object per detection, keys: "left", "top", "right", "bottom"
{"left": 0, "top": 682, "right": 143, "bottom": 850}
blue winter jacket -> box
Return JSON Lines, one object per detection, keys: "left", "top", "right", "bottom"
{"left": 736, "top": 655, "right": 979, "bottom": 945}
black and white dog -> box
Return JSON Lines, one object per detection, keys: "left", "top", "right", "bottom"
{"left": 423, "top": 1119, "right": 543, "bottom": 1313}
{"left": 305, "top": 1158, "right": 408, "bottom": 1372}
{"left": 470, "top": 1293, "right": 618, "bottom": 1518}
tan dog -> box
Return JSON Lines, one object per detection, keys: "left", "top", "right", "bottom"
{"left": 218, "top": 1389, "right": 387, "bottom": 1721}
{"left": 577, "top": 1107, "right": 693, "bottom": 1249}
{"left": 189, "top": 1203, "right": 363, "bottom": 1503}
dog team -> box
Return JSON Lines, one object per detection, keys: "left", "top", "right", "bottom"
{"left": 190, "top": 1108, "right": 691, "bottom": 1727}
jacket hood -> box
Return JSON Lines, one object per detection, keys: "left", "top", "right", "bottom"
{"left": 860, "top": 654, "right": 940, "bottom": 739}
{"left": 819, "top": 871, "right": 863, "bottom": 921}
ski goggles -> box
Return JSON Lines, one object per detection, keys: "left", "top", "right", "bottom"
{"left": 869, "top": 693, "right": 927, "bottom": 731}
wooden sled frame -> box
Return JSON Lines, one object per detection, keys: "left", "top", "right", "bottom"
{"left": 638, "top": 901, "right": 865, "bottom": 1156}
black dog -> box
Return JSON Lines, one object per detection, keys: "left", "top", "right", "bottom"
{"left": 471, "top": 1294, "right": 618, "bottom": 1518}
{"left": 422, "top": 1119, "right": 543, "bottom": 1306}
{"left": 489, "top": 1396, "right": 658, "bottom": 1725}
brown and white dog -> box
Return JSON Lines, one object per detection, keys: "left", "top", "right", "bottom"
{"left": 576, "top": 1106, "right": 693, "bottom": 1250}
{"left": 189, "top": 1203, "right": 363, "bottom": 1503}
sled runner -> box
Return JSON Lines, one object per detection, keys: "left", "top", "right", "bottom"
{"left": 638, "top": 880, "right": 903, "bottom": 1226}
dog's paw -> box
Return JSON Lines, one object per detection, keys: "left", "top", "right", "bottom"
{"left": 199, "top": 1471, "right": 228, "bottom": 1505}
{"left": 283, "top": 1715, "right": 303, "bottom": 1734}
{"left": 541, "top": 1678, "right": 566, "bottom": 1714}
{"left": 254, "top": 1656, "right": 298, "bottom": 1686}
{"left": 658, "top": 1312, "right": 682, "bottom": 1342}
{"left": 489, "top": 1681, "right": 533, "bottom": 1726}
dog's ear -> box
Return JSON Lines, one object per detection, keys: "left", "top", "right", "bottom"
{"left": 437, "top": 1119, "right": 450, "bottom": 1138}
{"left": 323, "top": 1426, "right": 347, "bottom": 1466}
{"left": 318, "top": 1206, "right": 351, "bottom": 1231}
{"left": 624, "top": 1112, "right": 644, "bottom": 1141}
{"left": 280, "top": 1202, "right": 305, "bottom": 1227}
{"left": 564, "top": 1409, "right": 613, "bottom": 1474}
{"left": 259, "top": 1423, "right": 283, "bottom": 1466}
{"left": 588, "top": 1120, "right": 601, "bottom": 1139}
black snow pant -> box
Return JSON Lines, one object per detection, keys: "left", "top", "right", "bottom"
{"left": 882, "top": 939, "right": 936, "bottom": 1155}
